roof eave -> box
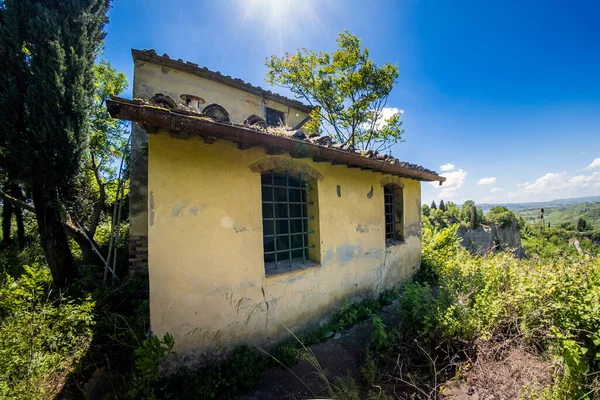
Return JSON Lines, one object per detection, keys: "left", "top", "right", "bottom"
{"left": 107, "top": 97, "right": 445, "bottom": 183}
{"left": 131, "top": 49, "right": 314, "bottom": 114}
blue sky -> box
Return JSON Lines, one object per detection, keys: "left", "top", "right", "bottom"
{"left": 103, "top": 0, "right": 600, "bottom": 205}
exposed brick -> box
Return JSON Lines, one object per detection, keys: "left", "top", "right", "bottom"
{"left": 129, "top": 235, "right": 148, "bottom": 273}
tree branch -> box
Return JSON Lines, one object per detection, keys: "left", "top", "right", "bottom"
{"left": 1, "top": 191, "right": 35, "bottom": 212}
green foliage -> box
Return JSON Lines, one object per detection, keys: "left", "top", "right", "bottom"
{"left": 411, "top": 222, "right": 600, "bottom": 398}
{"left": 424, "top": 200, "right": 486, "bottom": 230}
{"left": 0, "top": 264, "right": 95, "bottom": 399}
{"left": 521, "top": 224, "right": 600, "bottom": 259}
{"left": 370, "top": 316, "right": 389, "bottom": 351}
{"left": 158, "top": 345, "right": 267, "bottom": 399}
{"left": 266, "top": 31, "right": 403, "bottom": 152}
{"left": 360, "top": 350, "right": 378, "bottom": 385}
{"left": 68, "top": 59, "right": 129, "bottom": 232}
{"left": 438, "top": 199, "right": 446, "bottom": 212}
{"left": 577, "top": 217, "right": 589, "bottom": 232}
{"left": 486, "top": 206, "right": 518, "bottom": 228}
{"left": 129, "top": 333, "right": 174, "bottom": 399}
{"left": 0, "top": 0, "right": 112, "bottom": 285}
{"left": 0, "top": 0, "right": 110, "bottom": 186}
{"left": 515, "top": 200, "right": 600, "bottom": 230}
{"left": 421, "top": 203, "right": 431, "bottom": 217}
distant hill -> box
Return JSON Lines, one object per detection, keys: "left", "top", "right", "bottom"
{"left": 480, "top": 196, "right": 600, "bottom": 229}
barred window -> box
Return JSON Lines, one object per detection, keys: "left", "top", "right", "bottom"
{"left": 384, "top": 184, "right": 404, "bottom": 244}
{"left": 261, "top": 172, "right": 314, "bottom": 275}
{"left": 265, "top": 107, "right": 285, "bottom": 127}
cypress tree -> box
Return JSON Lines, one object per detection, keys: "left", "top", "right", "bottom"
{"left": 0, "top": 0, "right": 110, "bottom": 286}
{"left": 439, "top": 199, "right": 446, "bottom": 212}
{"left": 431, "top": 200, "right": 437, "bottom": 210}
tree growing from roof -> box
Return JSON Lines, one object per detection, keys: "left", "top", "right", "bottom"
{"left": 0, "top": 0, "right": 110, "bottom": 286}
{"left": 265, "top": 31, "right": 404, "bottom": 152}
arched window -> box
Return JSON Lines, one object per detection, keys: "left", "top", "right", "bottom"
{"left": 384, "top": 184, "right": 404, "bottom": 244}
{"left": 261, "top": 172, "right": 319, "bottom": 275}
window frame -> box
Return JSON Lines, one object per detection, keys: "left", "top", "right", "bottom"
{"left": 265, "top": 107, "right": 285, "bottom": 127}
{"left": 261, "top": 171, "right": 318, "bottom": 276}
{"left": 383, "top": 184, "right": 404, "bottom": 245}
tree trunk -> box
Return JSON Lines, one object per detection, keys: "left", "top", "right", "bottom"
{"left": 9, "top": 183, "right": 25, "bottom": 247}
{"left": 31, "top": 184, "right": 75, "bottom": 287}
{"left": 1, "top": 182, "right": 13, "bottom": 247}
{"left": 67, "top": 224, "right": 97, "bottom": 265}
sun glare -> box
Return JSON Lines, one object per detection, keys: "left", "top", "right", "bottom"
{"left": 236, "top": 0, "right": 326, "bottom": 52}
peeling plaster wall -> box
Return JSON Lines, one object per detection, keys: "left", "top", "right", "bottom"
{"left": 147, "top": 132, "right": 422, "bottom": 356}
{"left": 130, "top": 61, "right": 310, "bottom": 270}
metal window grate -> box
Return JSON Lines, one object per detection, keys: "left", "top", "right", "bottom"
{"left": 265, "top": 107, "right": 284, "bottom": 127}
{"left": 261, "top": 172, "right": 309, "bottom": 267}
{"left": 384, "top": 185, "right": 396, "bottom": 242}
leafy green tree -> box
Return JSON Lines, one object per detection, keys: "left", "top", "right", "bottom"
{"left": 487, "top": 206, "right": 518, "bottom": 229}
{"left": 266, "top": 31, "right": 404, "bottom": 152}
{"left": 444, "top": 201, "right": 461, "bottom": 220}
{"left": 431, "top": 201, "right": 437, "bottom": 210}
{"left": 439, "top": 200, "right": 446, "bottom": 212}
{"left": 461, "top": 200, "right": 475, "bottom": 222}
{"left": 421, "top": 204, "right": 431, "bottom": 217}
{"left": 0, "top": 0, "right": 110, "bottom": 286}
{"left": 577, "top": 217, "right": 588, "bottom": 232}
{"left": 62, "top": 60, "right": 129, "bottom": 264}
{"left": 471, "top": 206, "right": 478, "bottom": 229}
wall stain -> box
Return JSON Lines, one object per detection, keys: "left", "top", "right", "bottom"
{"left": 337, "top": 244, "right": 357, "bottom": 266}
{"left": 189, "top": 205, "right": 203, "bottom": 216}
{"left": 233, "top": 226, "right": 249, "bottom": 233}
{"left": 356, "top": 224, "right": 369, "bottom": 233}
{"left": 161, "top": 67, "right": 169, "bottom": 74}
{"left": 336, "top": 185, "right": 342, "bottom": 197}
{"left": 172, "top": 204, "right": 185, "bottom": 217}
{"left": 149, "top": 191, "right": 155, "bottom": 226}
{"left": 367, "top": 185, "right": 374, "bottom": 198}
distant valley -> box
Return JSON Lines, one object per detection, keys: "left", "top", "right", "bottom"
{"left": 480, "top": 196, "right": 600, "bottom": 229}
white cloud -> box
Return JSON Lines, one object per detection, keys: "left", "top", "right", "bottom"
{"left": 490, "top": 187, "right": 503, "bottom": 193}
{"left": 584, "top": 158, "right": 600, "bottom": 170}
{"left": 373, "top": 107, "right": 403, "bottom": 130}
{"left": 496, "top": 171, "right": 600, "bottom": 202}
{"left": 430, "top": 168, "right": 467, "bottom": 198}
{"left": 439, "top": 163, "right": 455, "bottom": 172}
{"left": 477, "top": 177, "right": 496, "bottom": 185}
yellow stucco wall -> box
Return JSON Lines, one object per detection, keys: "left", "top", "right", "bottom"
{"left": 147, "top": 132, "right": 422, "bottom": 354}
{"left": 131, "top": 61, "right": 310, "bottom": 238}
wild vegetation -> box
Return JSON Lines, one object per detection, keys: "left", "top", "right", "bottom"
{"left": 359, "top": 219, "right": 600, "bottom": 399}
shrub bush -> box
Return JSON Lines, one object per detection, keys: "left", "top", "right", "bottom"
{"left": 414, "top": 222, "right": 600, "bottom": 398}
{"left": 0, "top": 265, "right": 95, "bottom": 399}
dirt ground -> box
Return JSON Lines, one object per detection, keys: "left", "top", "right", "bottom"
{"left": 244, "top": 303, "right": 400, "bottom": 400}
{"left": 243, "top": 301, "right": 555, "bottom": 400}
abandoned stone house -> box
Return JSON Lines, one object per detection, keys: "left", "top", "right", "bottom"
{"left": 108, "top": 49, "right": 446, "bottom": 354}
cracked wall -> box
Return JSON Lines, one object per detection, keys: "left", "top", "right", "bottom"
{"left": 147, "top": 132, "right": 422, "bottom": 356}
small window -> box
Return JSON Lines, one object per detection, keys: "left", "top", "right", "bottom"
{"left": 265, "top": 107, "right": 285, "bottom": 127}
{"left": 384, "top": 184, "right": 404, "bottom": 244}
{"left": 262, "top": 172, "right": 318, "bottom": 275}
